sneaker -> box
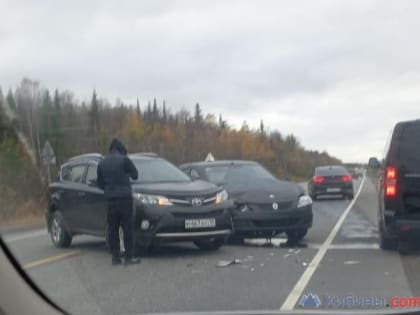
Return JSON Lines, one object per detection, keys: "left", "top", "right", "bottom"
{"left": 112, "top": 257, "right": 123, "bottom": 266}
{"left": 124, "top": 257, "right": 141, "bottom": 266}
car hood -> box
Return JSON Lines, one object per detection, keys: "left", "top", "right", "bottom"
{"left": 132, "top": 180, "right": 219, "bottom": 197}
{"left": 224, "top": 178, "right": 304, "bottom": 203}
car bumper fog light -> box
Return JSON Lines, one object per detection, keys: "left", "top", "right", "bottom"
{"left": 141, "top": 220, "right": 150, "bottom": 230}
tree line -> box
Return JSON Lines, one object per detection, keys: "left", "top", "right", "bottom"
{"left": 1, "top": 78, "right": 341, "bottom": 183}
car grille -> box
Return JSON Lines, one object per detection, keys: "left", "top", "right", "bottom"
{"left": 246, "top": 201, "right": 295, "bottom": 211}
{"left": 169, "top": 193, "right": 217, "bottom": 206}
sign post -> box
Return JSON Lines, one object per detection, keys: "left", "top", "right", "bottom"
{"left": 42, "top": 141, "right": 56, "bottom": 183}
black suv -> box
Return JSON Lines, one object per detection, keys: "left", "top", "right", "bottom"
{"left": 46, "top": 153, "right": 233, "bottom": 252}
{"left": 179, "top": 160, "right": 313, "bottom": 243}
{"left": 369, "top": 119, "right": 420, "bottom": 252}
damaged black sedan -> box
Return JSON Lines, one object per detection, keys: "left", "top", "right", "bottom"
{"left": 180, "top": 160, "right": 313, "bottom": 243}
{"left": 46, "top": 153, "right": 233, "bottom": 252}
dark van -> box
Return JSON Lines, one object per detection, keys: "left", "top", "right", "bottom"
{"left": 369, "top": 119, "right": 420, "bottom": 253}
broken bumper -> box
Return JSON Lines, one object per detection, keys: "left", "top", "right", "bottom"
{"left": 231, "top": 205, "right": 313, "bottom": 237}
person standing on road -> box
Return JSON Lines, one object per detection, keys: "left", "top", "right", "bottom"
{"left": 97, "top": 138, "right": 140, "bottom": 266}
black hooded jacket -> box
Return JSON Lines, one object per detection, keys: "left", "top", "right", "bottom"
{"left": 97, "top": 139, "right": 138, "bottom": 200}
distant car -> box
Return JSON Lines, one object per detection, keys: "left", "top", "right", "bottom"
{"left": 308, "top": 165, "right": 354, "bottom": 200}
{"left": 46, "top": 153, "right": 233, "bottom": 252}
{"left": 349, "top": 168, "right": 360, "bottom": 179}
{"left": 369, "top": 119, "right": 420, "bottom": 253}
{"left": 179, "top": 160, "right": 313, "bottom": 243}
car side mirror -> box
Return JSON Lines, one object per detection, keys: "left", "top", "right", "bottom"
{"left": 368, "top": 157, "right": 381, "bottom": 169}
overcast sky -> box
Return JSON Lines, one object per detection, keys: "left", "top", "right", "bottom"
{"left": 1, "top": 0, "right": 420, "bottom": 162}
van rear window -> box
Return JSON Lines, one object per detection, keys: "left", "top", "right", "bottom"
{"left": 399, "top": 123, "right": 420, "bottom": 172}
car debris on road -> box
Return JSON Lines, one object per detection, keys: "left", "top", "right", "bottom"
{"left": 216, "top": 259, "right": 243, "bottom": 267}
{"left": 343, "top": 260, "right": 360, "bottom": 265}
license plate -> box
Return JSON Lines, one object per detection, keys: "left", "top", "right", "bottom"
{"left": 327, "top": 188, "right": 341, "bottom": 193}
{"left": 185, "top": 218, "right": 216, "bottom": 229}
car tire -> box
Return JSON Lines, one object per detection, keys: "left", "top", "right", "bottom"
{"left": 310, "top": 194, "right": 317, "bottom": 201}
{"left": 286, "top": 228, "right": 308, "bottom": 244}
{"left": 194, "top": 238, "right": 224, "bottom": 250}
{"left": 379, "top": 222, "right": 398, "bottom": 251}
{"left": 50, "top": 211, "right": 72, "bottom": 248}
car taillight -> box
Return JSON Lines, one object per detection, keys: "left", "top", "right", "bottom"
{"left": 385, "top": 166, "right": 398, "bottom": 198}
{"left": 313, "top": 176, "right": 325, "bottom": 184}
{"left": 342, "top": 175, "right": 352, "bottom": 182}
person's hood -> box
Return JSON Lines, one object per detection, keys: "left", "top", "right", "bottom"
{"left": 224, "top": 178, "right": 304, "bottom": 203}
{"left": 109, "top": 138, "right": 127, "bottom": 155}
{"left": 132, "top": 180, "right": 220, "bottom": 197}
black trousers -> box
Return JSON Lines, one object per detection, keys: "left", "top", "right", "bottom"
{"left": 107, "top": 197, "right": 135, "bottom": 259}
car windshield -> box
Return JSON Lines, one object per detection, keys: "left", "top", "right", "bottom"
{"left": 206, "top": 164, "right": 275, "bottom": 185}
{"left": 132, "top": 159, "right": 191, "bottom": 183}
{"left": 205, "top": 166, "right": 229, "bottom": 185}
{"left": 2, "top": 2, "right": 420, "bottom": 315}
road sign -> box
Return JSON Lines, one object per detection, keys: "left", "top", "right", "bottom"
{"left": 42, "top": 141, "right": 56, "bottom": 165}
{"left": 205, "top": 152, "right": 215, "bottom": 162}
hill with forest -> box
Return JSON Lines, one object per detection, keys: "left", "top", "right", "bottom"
{"left": 0, "top": 78, "right": 341, "bottom": 221}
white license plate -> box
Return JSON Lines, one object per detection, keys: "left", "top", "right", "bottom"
{"left": 185, "top": 218, "right": 216, "bottom": 229}
{"left": 327, "top": 188, "right": 341, "bottom": 193}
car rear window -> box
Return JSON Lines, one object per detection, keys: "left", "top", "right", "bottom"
{"left": 315, "top": 166, "right": 348, "bottom": 176}
{"left": 69, "top": 165, "right": 86, "bottom": 183}
{"left": 61, "top": 166, "right": 71, "bottom": 181}
{"left": 399, "top": 123, "right": 420, "bottom": 172}
{"left": 85, "top": 165, "right": 97, "bottom": 184}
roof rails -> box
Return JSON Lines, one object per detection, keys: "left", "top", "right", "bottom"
{"left": 69, "top": 153, "right": 104, "bottom": 161}
{"left": 131, "top": 152, "right": 159, "bottom": 157}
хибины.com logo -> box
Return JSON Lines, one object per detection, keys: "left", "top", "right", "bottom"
{"left": 299, "top": 293, "right": 322, "bottom": 308}
{"left": 391, "top": 297, "right": 420, "bottom": 308}
{"left": 299, "top": 293, "right": 386, "bottom": 309}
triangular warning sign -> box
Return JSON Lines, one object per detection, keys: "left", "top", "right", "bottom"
{"left": 205, "top": 152, "right": 215, "bottom": 162}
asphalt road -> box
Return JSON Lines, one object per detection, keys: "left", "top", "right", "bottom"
{"left": 3, "top": 176, "right": 420, "bottom": 314}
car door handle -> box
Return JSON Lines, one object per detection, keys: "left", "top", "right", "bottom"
{"left": 78, "top": 191, "right": 86, "bottom": 197}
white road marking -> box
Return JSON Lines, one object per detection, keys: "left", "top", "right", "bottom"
{"left": 280, "top": 175, "right": 367, "bottom": 311}
{"left": 329, "top": 243, "right": 379, "bottom": 250}
{"left": 2, "top": 229, "right": 47, "bottom": 243}
{"left": 244, "top": 237, "right": 379, "bottom": 250}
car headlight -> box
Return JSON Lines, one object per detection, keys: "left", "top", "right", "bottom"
{"left": 133, "top": 193, "right": 173, "bottom": 206}
{"left": 215, "top": 190, "right": 228, "bottom": 204}
{"left": 297, "top": 195, "right": 312, "bottom": 208}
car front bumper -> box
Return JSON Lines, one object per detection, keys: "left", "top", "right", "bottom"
{"left": 231, "top": 205, "right": 313, "bottom": 237}
{"left": 133, "top": 200, "right": 233, "bottom": 245}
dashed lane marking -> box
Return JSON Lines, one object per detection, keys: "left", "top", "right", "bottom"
{"left": 3, "top": 229, "right": 47, "bottom": 242}
{"left": 23, "top": 250, "right": 81, "bottom": 270}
